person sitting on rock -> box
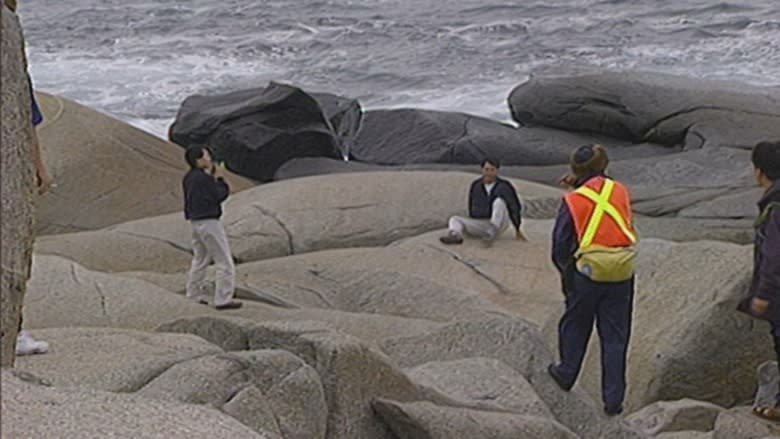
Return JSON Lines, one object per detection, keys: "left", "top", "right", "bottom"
{"left": 183, "top": 145, "right": 242, "bottom": 310}
{"left": 440, "top": 158, "right": 526, "bottom": 245}
{"left": 547, "top": 144, "right": 637, "bottom": 416}
{"left": 736, "top": 141, "right": 780, "bottom": 422}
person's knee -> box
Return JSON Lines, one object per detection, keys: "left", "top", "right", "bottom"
{"left": 492, "top": 198, "right": 508, "bottom": 215}
{"left": 190, "top": 259, "right": 209, "bottom": 271}
{"left": 448, "top": 216, "right": 465, "bottom": 229}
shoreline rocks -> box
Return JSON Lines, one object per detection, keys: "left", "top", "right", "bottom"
{"left": 6, "top": 63, "right": 780, "bottom": 438}
{"left": 351, "top": 108, "right": 673, "bottom": 166}
{"left": 169, "top": 82, "right": 362, "bottom": 182}
{"left": 508, "top": 71, "right": 780, "bottom": 150}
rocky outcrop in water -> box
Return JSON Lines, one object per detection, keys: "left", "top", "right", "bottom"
{"left": 508, "top": 71, "right": 780, "bottom": 150}
{"left": 169, "top": 82, "right": 362, "bottom": 182}
{"left": 350, "top": 108, "right": 670, "bottom": 166}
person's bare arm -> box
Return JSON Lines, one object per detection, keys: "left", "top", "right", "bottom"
{"left": 31, "top": 129, "right": 51, "bottom": 194}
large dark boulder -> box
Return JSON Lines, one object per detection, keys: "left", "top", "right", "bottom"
{"left": 351, "top": 108, "right": 671, "bottom": 166}
{"left": 310, "top": 91, "right": 363, "bottom": 158}
{"left": 169, "top": 82, "right": 362, "bottom": 182}
{"left": 508, "top": 72, "right": 780, "bottom": 150}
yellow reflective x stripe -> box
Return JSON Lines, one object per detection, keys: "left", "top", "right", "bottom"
{"left": 575, "top": 180, "right": 637, "bottom": 247}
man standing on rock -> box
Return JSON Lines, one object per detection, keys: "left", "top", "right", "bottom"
{"left": 440, "top": 158, "right": 526, "bottom": 245}
{"left": 737, "top": 142, "right": 780, "bottom": 422}
{"left": 548, "top": 144, "right": 638, "bottom": 416}
{"left": 183, "top": 145, "right": 242, "bottom": 310}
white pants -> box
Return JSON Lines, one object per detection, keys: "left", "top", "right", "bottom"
{"left": 448, "top": 198, "right": 510, "bottom": 237}
{"left": 186, "top": 219, "right": 236, "bottom": 307}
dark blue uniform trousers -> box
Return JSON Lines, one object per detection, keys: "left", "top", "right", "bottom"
{"left": 557, "top": 273, "right": 634, "bottom": 410}
{"left": 771, "top": 321, "right": 780, "bottom": 406}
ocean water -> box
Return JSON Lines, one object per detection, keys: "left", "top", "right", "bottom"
{"left": 17, "top": 0, "right": 780, "bottom": 139}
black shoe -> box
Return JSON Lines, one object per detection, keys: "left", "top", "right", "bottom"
{"left": 604, "top": 405, "right": 624, "bottom": 416}
{"left": 439, "top": 232, "right": 464, "bottom": 245}
{"left": 215, "top": 301, "right": 243, "bottom": 310}
{"left": 548, "top": 364, "right": 573, "bottom": 392}
{"left": 198, "top": 300, "right": 209, "bottom": 305}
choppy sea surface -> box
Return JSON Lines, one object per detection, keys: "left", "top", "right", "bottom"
{"left": 18, "top": 0, "right": 780, "bottom": 138}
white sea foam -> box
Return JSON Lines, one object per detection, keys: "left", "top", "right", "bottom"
{"left": 18, "top": 0, "right": 780, "bottom": 136}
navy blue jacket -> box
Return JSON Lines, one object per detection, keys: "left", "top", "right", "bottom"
{"left": 183, "top": 168, "right": 230, "bottom": 221}
{"left": 29, "top": 75, "right": 43, "bottom": 126}
{"left": 739, "top": 180, "right": 780, "bottom": 321}
{"left": 469, "top": 177, "right": 523, "bottom": 230}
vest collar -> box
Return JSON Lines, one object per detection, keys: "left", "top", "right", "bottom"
{"left": 574, "top": 172, "right": 608, "bottom": 188}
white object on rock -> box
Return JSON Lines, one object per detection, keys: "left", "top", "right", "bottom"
{"left": 15, "top": 331, "right": 48, "bottom": 356}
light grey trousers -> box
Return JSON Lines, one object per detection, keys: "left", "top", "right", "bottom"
{"left": 186, "top": 219, "right": 236, "bottom": 307}
{"left": 448, "top": 197, "right": 510, "bottom": 237}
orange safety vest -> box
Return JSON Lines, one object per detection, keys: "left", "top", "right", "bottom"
{"left": 564, "top": 176, "right": 637, "bottom": 248}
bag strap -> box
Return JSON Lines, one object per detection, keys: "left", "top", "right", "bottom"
{"left": 755, "top": 202, "right": 780, "bottom": 228}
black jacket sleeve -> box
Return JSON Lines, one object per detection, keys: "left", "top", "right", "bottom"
{"left": 499, "top": 180, "right": 523, "bottom": 230}
{"left": 214, "top": 177, "right": 230, "bottom": 203}
{"left": 757, "top": 209, "right": 780, "bottom": 301}
{"left": 197, "top": 173, "right": 229, "bottom": 205}
{"left": 468, "top": 180, "right": 479, "bottom": 218}
{"left": 552, "top": 201, "right": 577, "bottom": 295}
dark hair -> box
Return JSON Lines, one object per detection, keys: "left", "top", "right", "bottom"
{"left": 570, "top": 144, "right": 609, "bottom": 178}
{"left": 572, "top": 144, "right": 595, "bottom": 164}
{"left": 481, "top": 157, "right": 500, "bottom": 169}
{"left": 184, "top": 145, "right": 212, "bottom": 169}
{"left": 753, "top": 141, "right": 780, "bottom": 181}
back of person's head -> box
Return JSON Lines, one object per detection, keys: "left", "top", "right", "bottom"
{"left": 570, "top": 144, "right": 609, "bottom": 178}
{"left": 752, "top": 141, "right": 780, "bottom": 181}
{"left": 5, "top": 0, "right": 17, "bottom": 12}
{"left": 185, "top": 145, "right": 211, "bottom": 169}
{"left": 481, "top": 157, "right": 500, "bottom": 169}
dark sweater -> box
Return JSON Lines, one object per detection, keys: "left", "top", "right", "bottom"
{"left": 738, "top": 180, "right": 780, "bottom": 321}
{"left": 468, "top": 177, "right": 522, "bottom": 230}
{"left": 183, "top": 168, "right": 230, "bottom": 221}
